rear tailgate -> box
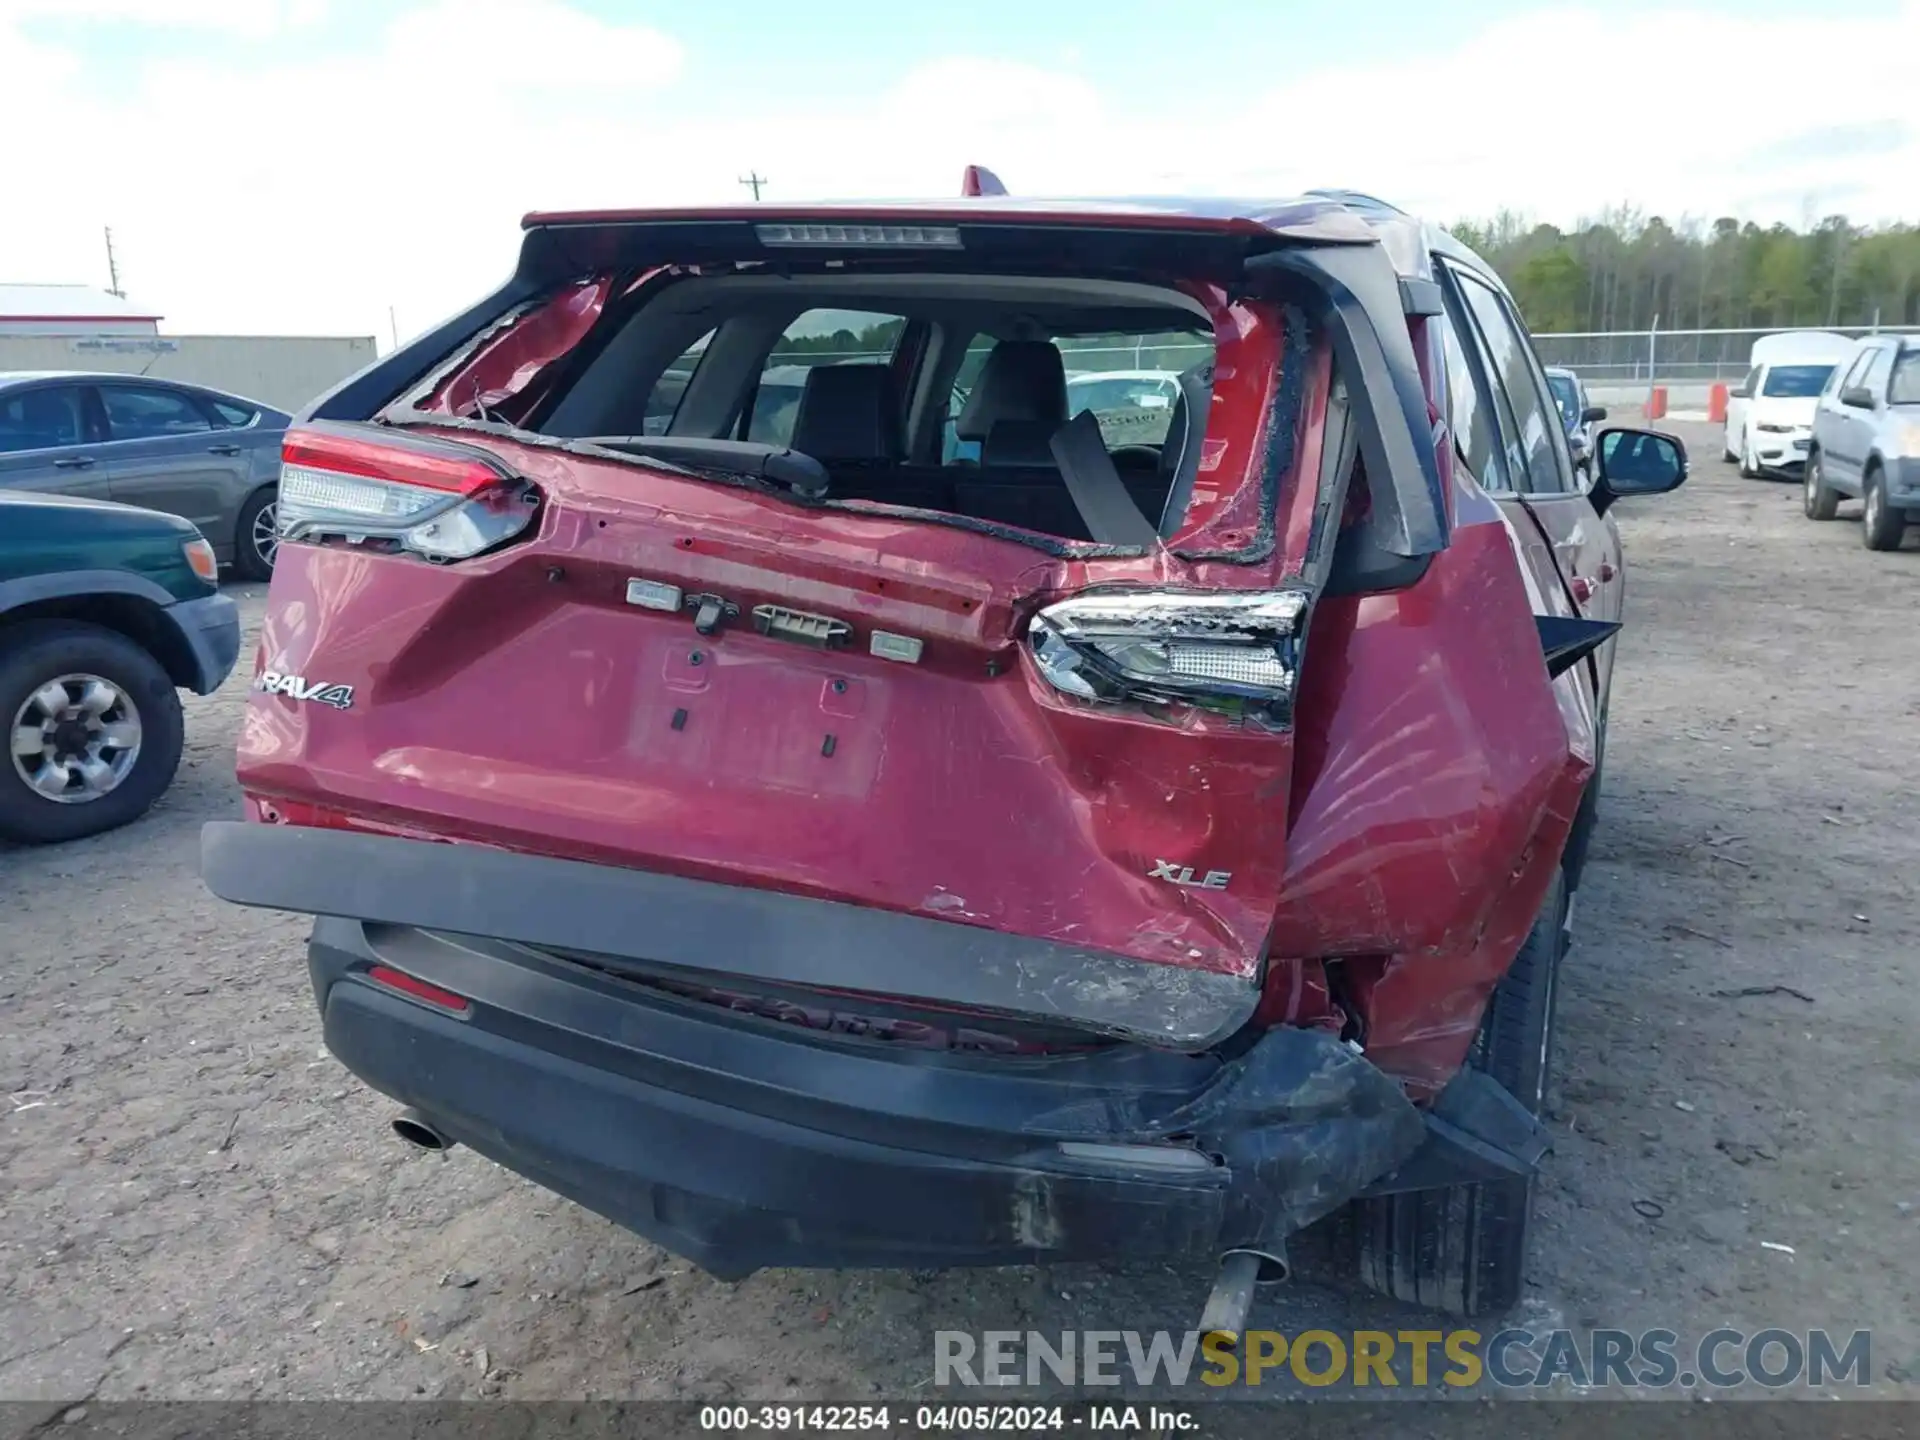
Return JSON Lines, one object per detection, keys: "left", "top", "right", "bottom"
{"left": 240, "top": 418, "right": 1310, "bottom": 986}
{"left": 236, "top": 206, "right": 1451, "bottom": 1030}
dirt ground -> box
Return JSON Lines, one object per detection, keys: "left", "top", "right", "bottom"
{"left": 3, "top": 419, "right": 1918, "bottom": 1406}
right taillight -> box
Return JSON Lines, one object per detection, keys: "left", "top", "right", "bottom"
{"left": 276, "top": 423, "right": 539, "bottom": 562}
{"left": 1027, "top": 589, "right": 1308, "bottom": 725}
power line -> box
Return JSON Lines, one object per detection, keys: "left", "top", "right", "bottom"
{"left": 738, "top": 171, "right": 768, "bottom": 201}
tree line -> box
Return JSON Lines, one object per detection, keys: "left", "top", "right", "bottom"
{"left": 1451, "top": 208, "right": 1920, "bottom": 335}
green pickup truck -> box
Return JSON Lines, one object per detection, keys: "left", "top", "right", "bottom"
{"left": 1, "top": 490, "right": 240, "bottom": 843}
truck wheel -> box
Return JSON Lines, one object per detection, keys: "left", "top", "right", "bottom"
{"left": 234, "top": 486, "right": 279, "bottom": 581}
{"left": 1862, "top": 467, "right": 1906, "bottom": 551}
{"left": 1803, "top": 452, "right": 1839, "bottom": 521}
{"left": 0, "top": 621, "right": 185, "bottom": 845}
{"left": 1353, "top": 867, "right": 1567, "bottom": 1317}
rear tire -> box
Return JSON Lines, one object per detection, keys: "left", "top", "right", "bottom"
{"left": 234, "top": 486, "right": 278, "bottom": 581}
{"left": 1803, "top": 452, "right": 1840, "bottom": 521}
{"left": 0, "top": 621, "right": 185, "bottom": 845}
{"left": 1862, "top": 466, "right": 1906, "bottom": 551}
{"left": 1353, "top": 868, "right": 1567, "bottom": 1317}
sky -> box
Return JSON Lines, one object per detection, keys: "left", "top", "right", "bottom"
{"left": 2, "top": 0, "right": 1916, "bottom": 342}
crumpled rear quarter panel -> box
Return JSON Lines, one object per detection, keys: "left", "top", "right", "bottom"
{"left": 1271, "top": 488, "right": 1594, "bottom": 1094}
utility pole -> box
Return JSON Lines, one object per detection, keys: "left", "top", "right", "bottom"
{"left": 104, "top": 227, "right": 124, "bottom": 298}
{"left": 388, "top": 305, "right": 400, "bottom": 353}
{"left": 1826, "top": 232, "right": 1848, "bottom": 326}
{"left": 738, "top": 171, "right": 768, "bottom": 201}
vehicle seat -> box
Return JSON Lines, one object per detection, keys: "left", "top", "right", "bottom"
{"left": 981, "top": 420, "right": 1059, "bottom": 468}
{"left": 954, "top": 341, "right": 1068, "bottom": 443}
{"left": 790, "top": 364, "right": 903, "bottom": 464}
{"left": 788, "top": 363, "right": 952, "bottom": 510}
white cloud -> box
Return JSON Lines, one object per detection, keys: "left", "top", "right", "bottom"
{"left": 0, "top": 0, "right": 325, "bottom": 36}
{"left": 1, "top": 1, "right": 1915, "bottom": 342}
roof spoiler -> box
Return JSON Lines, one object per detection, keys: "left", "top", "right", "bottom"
{"left": 961, "top": 165, "right": 1008, "bottom": 197}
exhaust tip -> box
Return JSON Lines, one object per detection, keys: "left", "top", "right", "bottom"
{"left": 1239, "top": 1246, "right": 1292, "bottom": 1286}
{"left": 392, "top": 1108, "right": 453, "bottom": 1152}
{"left": 1198, "top": 1247, "right": 1290, "bottom": 1348}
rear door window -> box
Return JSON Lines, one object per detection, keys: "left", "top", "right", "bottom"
{"left": 100, "top": 385, "right": 215, "bottom": 440}
{"left": 1439, "top": 309, "right": 1509, "bottom": 492}
{"left": 642, "top": 329, "right": 714, "bottom": 435}
{"left": 950, "top": 329, "right": 1212, "bottom": 457}
{"left": 1890, "top": 351, "right": 1920, "bottom": 406}
{"left": 0, "top": 386, "right": 86, "bottom": 453}
{"left": 1857, "top": 347, "right": 1894, "bottom": 400}
{"left": 746, "top": 310, "right": 905, "bottom": 446}
{"left": 209, "top": 398, "right": 258, "bottom": 427}
{"left": 1065, "top": 373, "right": 1180, "bottom": 445}
{"left": 1452, "top": 271, "right": 1575, "bottom": 494}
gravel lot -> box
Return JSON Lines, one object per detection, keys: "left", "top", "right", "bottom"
{"left": 4, "top": 419, "right": 1918, "bottom": 1405}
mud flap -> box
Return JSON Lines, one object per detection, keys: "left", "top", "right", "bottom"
{"left": 1181, "top": 1030, "right": 1430, "bottom": 1248}
{"left": 1354, "top": 1069, "right": 1552, "bottom": 1199}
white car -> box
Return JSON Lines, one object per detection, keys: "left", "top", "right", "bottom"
{"left": 1066, "top": 369, "right": 1182, "bottom": 415}
{"left": 1724, "top": 332, "right": 1858, "bottom": 479}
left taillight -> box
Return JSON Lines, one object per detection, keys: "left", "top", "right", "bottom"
{"left": 276, "top": 422, "right": 539, "bottom": 562}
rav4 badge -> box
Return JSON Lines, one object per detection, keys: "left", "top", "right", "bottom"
{"left": 255, "top": 670, "right": 355, "bottom": 710}
{"left": 1149, "top": 860, "right": 1231, "bottom": 890}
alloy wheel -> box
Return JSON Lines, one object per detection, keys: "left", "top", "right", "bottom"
{"left": 251, "top": 499, "right": 280, "bottom": 570}
{"left": 9, "top": 674, "right": 144, "bottom": 803}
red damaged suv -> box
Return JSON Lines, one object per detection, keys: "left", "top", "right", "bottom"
{"left": 203, "top": 181, "right": 1686, "bottom": 1323}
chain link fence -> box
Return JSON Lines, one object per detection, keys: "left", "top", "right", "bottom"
{"left": 771, "top": 339, "right": 1215, "bottom": 379}
{"left": 1530, "top": 325, "right": 1920, "bottom": 385}
{"left": 760, "top": 327, "right": 1920, "bottom": 395}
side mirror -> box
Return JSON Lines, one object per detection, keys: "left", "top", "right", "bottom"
{"left": 1842, "top": 385, "right": 1877, "bottom": 409}
{"left": 1581, "top": 405, "right": 1608, "bottom": 424}
{"left": 1592, "top": 427, "right": 1687, "bottom": 514}
{"left": 1729, "top": 386, "right": 1751, "bottom": 400}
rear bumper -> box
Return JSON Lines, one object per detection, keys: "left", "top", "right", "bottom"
{"left": 200, "top": 821, "right": 1260, "bottom": 1049}
{"left": 203, "top": 821, "right": 1435, "bottom": 1275}
{"left": 304, "top": 916, "right": 1427, "bottom": 1275}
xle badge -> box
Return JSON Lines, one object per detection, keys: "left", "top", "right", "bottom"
{"left": 255, "top": 670, "right": 355, "bottom": 710}
{"left": 1150, "top": 860, "right": 1231, "bottom": 890}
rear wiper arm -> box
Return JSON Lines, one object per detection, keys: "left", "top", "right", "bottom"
{"left": 576, "top": 436, "right": 829, "bottom": 499}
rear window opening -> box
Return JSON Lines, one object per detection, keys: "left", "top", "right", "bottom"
{"left": 393, "top": 269, "right": 1221, "bottom": 547}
